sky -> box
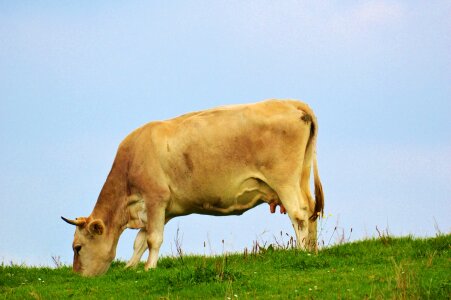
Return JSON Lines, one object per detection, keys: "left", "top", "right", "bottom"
{"left": 0, "top": 1, "right": 450, "bottom": 266}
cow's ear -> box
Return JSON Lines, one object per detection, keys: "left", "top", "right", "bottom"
{"left": 88, "top": 219, "right": 105, "bottom": 235}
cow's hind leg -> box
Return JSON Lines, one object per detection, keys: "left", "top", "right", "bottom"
{"left": 277, "top": 186, "right": 310, "bottom": 249}
{"left": 307, "top": 218, "right": 318, "bottom": 252}
{"left": 303, "top": 191, "right": 319, "bottom": 252}
{"left": 125, "top": 229, "right": 147, "bottom": 268}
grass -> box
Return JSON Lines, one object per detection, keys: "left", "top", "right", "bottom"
{"left": 1, "top": 234, "right": 450, "bottom": 299}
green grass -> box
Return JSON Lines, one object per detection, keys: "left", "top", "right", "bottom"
{"left": 1, "top": 234, "right": 450, "bottom": 299}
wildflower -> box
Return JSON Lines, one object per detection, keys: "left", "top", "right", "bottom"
{"left": 234, "top": 294, "right": 238, "bottom": 298}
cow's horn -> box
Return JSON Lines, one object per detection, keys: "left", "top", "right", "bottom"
{"left": 61, "top": 216, "right": 86, "bottom": 226}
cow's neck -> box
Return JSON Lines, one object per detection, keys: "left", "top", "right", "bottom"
{"left": 91, "top": 149, "right": 130, "bottom": 236}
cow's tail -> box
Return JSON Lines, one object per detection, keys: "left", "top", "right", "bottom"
{"left": 299, "top": 104, "right": 324, "bottom": 221}
{"left": 310, "top": 150, "right": 324, "bottom": 221}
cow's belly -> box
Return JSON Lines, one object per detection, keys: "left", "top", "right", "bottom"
{"left": 167, "top": 177, "right": 280, "bottom": 217}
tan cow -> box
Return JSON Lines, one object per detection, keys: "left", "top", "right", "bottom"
{"left": 62, "top": 99, "right": 324, "bottom": 276}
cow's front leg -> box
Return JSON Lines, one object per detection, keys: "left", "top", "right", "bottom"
{"left": 144, "top": 205, "right": 166, "bottom": 270}
{"left": 125, "top": 229, "right": 147, "bottom": 268}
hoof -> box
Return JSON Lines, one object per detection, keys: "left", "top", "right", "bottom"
{"left": 125, "top": 262, "right": 138, "bottom": 269}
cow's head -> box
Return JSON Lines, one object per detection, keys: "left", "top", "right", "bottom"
{"left": 61, "top": 216, "right": 117, "bottom": 276}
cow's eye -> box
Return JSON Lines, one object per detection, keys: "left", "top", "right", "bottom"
{"left": 74, "top": 245, "right": 82, "bottom": 254}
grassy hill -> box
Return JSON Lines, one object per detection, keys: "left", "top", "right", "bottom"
{"left": 1, "top": 234, "right": 450, "bottom": 299}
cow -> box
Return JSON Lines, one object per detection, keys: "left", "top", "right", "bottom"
{"left": 62, "top": 99, "right": 324, "bottom": 276}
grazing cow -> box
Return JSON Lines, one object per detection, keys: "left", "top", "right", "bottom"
{"left": 62, "top": 99, "right": 324, "bottom": 276}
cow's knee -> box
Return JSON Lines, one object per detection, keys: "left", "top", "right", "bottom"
{"left": 147, "top": 231, "right": 163, "bottom": 249}
{"left": 135, "top": 230, "right": 147, "bottom": 248}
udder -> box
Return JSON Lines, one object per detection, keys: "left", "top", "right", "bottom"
{"left": 194, "top": 177, "right": 280, "bottom": 216}
{"left": 269, "top": 202, "right": 287, "bottom": 214}
{"left": 236, "top": 178, "right": 286, "bottom": 214}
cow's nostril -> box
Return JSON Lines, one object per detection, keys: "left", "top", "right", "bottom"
{"left": 74, "top": 245, "right": 82, "bottom": 254}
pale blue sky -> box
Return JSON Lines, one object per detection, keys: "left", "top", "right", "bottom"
{"left": 1, "top": 1, "right": 450, "bottom": 266}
